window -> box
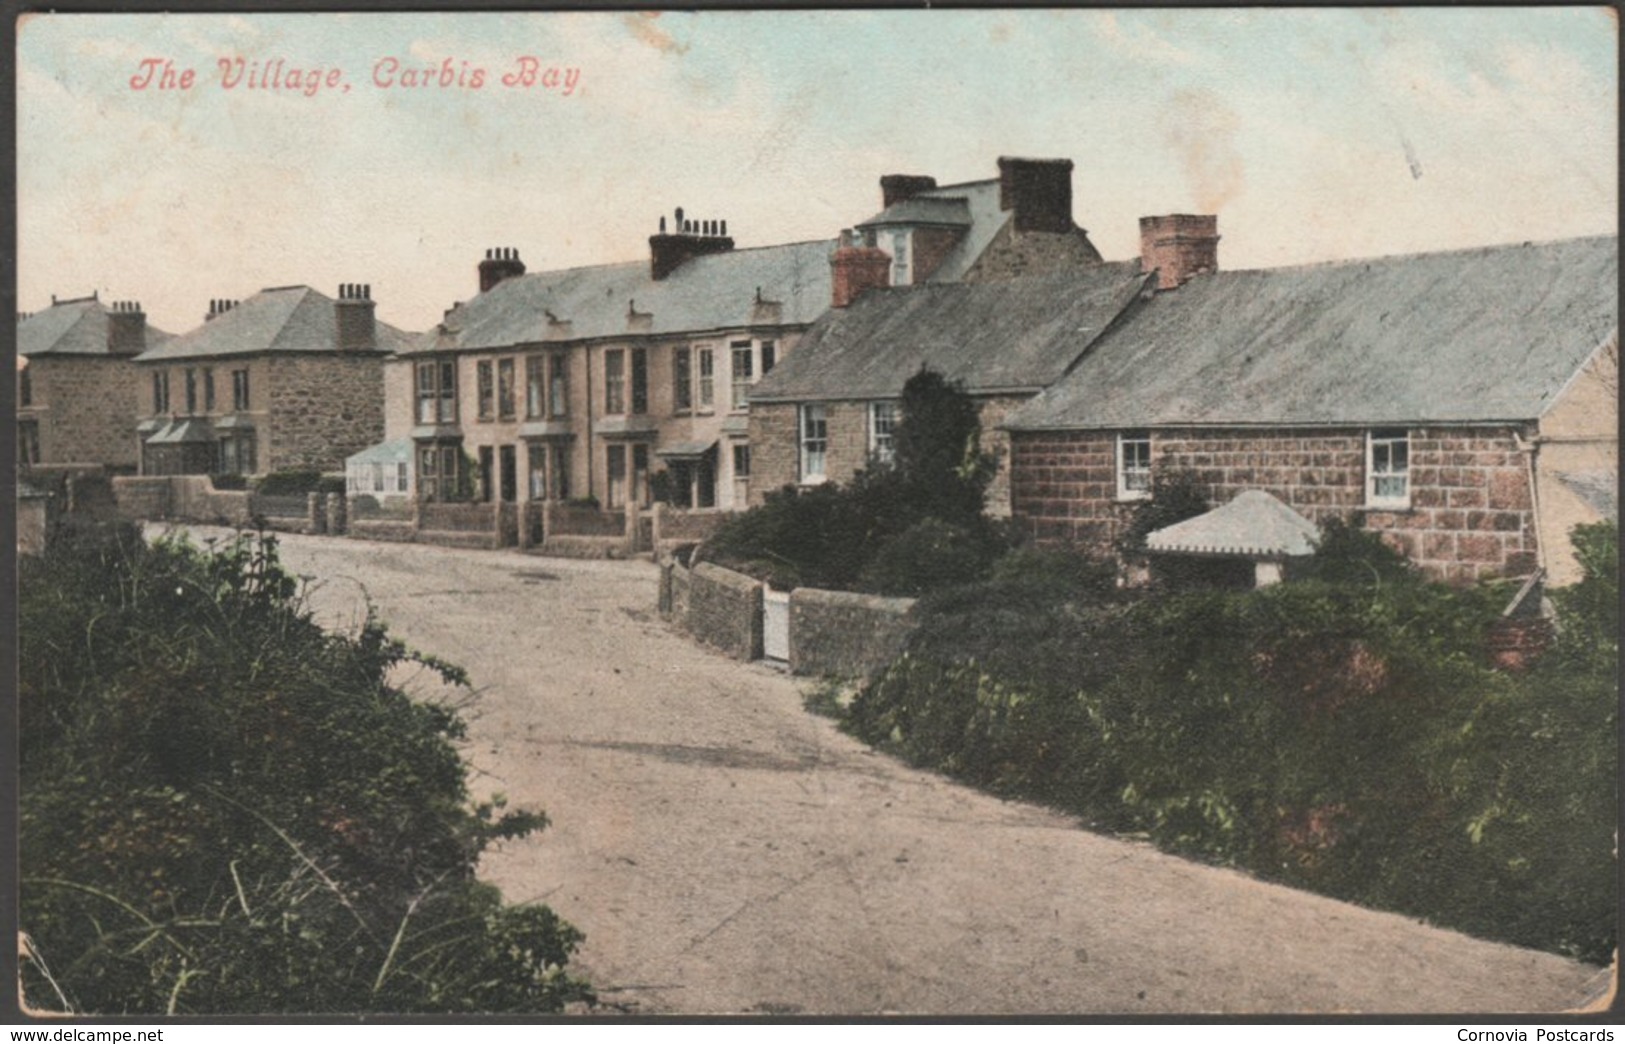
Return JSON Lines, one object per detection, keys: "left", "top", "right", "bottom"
{"left": 869, "top": 401, "right": 898, "bottom": 464}
{"left": 528, "top": 445, "right": 548, "bottom": 500}
{"left": 891, "top": 231, "right": 910, "bottom": 286}
{"left": 731, "top": 341, "right": 755, "bottom": 410}
{"left": 672, "top": 347, "right": 693, "bottom": 412}
{"left": 525, "top": 356, "right": 545, "bottom": 419}
{"left": 631, "top": 348, "right": 648, "bottom": 415}
{"left": 606, "top": 444, "right": 627, "bottom": 508}
{"left": 397, "top": 461, "right": 409, "bottom": 493}
{"left": 19, "top": 420, "right": 40, "bottom": 467}
{"left": 697, "top": 348, "right": 715, "bottom": 409}
{"left": 552, "top": 443, "right": 572, "bottom": 500}
{"left": 18, "top": 364, "right": 30, "bottom": 408}
{"left": 203, "top": 369, "right": 215, "bottom": 412}
{"left": 477, "top": 360, "right": 495, "bottom": 420}
{"left": 232, "top": 368, "right": 251, "bottom": 411}
{"left": 633, "top": 444, "right": 651, "bottom": 507}
{"left": 761, "top": 341, "right": 777, "bottom": 375}
{"left": 497, "top": 358, "right": 516, "bottom": 420}
{"left": 549, "top": 352, "right": 569, "bottom": 417}
{"left": 733, "top": 443, "right": 751, "bottom": 479}
{"left": 152, "top": 371, "right": 170, "bottom": 414}
{"left": 415, "top": 361, "right": 455, "bottom": 424}
{"left": 184, "top": 369, "right": 198, "bottom": 414}
{"left": 1367, "top": 429, "right": 1411, "bottom": 508}
{"left": 800, "top": 403, "right": 828, "bottom": 483}
{"left": 605, "top": 350, "right": 626, "bottom": 414}
{"left": 1116, "top": 432, "right": 1152, "bottom": 500}
{"left": 219, "top": 433, "right": 257, "bottom": 476}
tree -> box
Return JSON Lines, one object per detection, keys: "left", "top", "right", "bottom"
{"left": 891, "top": 367, "right": 996, "bottom": 530}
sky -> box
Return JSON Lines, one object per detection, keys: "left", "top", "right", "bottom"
{"left": 16, "top": 8, "right": 1618, "bottom": 335}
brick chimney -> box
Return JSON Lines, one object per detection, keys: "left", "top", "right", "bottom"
{"left": 1139, "top": 214, "right": 1220, "bottom": 290}
{"left": 479, "top": 247, "right": 526, "bottom": 294}
{"left": 334, "top": 283, "right": 377, "bottom": 351}
{"left": 997, "top": 157, "right": 1075, "bottom": 233}
{"left": 106, "top": 300, "right": 147, "bottom": 355}
{"left": 649, "top": 208, "right": 735, "bottom": 280}
{"left": 880, "top": 174, "right": 938, "bottom": 209}
{"left": 830, "top": 229, "right": 891, "bottom": 308}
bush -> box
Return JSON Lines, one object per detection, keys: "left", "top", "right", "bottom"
{"left": 18, "top": 524, "right": 592, "bottom": 1013}
{"left": 856, "top": 518, "right": 999, "bottom": 596}
{"left": 846, "top": 529, "right": 1615, "bottom": 963}
{"left": 211, "top": 473, "right": 249, "bottom": 491}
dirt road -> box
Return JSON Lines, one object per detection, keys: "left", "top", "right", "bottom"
{"left": 188, "top": 527, "right": 1607, "bottom": 1015}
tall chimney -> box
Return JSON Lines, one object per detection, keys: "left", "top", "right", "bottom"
{"left": 649, "top": 208, "right": 735, "bottom": 280}
{"left": 479, "top": 247, "right": 526, "bottom": 293}
{"left": 335, "top": 283, "right": 377, "bottom": 351}
{"left": 106, "top": 300, "right": 147, "bottom": 355}
{"left": 830, "top": 229, "right": 891, "bottom": 309}
{"left": 996, "top": 157, "right": 1075, "bottom": 233}
{"left": 1139, "top": 214, "right": 1220, "bottom": 290}
{"left": 880, "top": 174, "right": 937, "bottom": 210}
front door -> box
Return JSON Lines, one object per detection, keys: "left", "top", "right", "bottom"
{"left": 478, "top": 446, "right": 495, "bottom": 502}
{"left": 499, "top": 445, "right": 518, "bottom": 503}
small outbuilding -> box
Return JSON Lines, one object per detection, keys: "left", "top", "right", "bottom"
{"left": 1146, "top": 490, "right": 1320, "bottom": 588}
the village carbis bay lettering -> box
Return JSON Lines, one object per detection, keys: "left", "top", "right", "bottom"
{"left": 128, "top": 56, "right": 582, "bottom": 97}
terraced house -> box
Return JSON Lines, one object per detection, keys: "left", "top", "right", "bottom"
{"left": 134, "top": 284, "right": 413, "bottom": 477}
{"left": 1004, "top": 231, "right": 1618, "bottom": 585}
{"left": 17, "top": 293, "right": 168, "bottom": 470}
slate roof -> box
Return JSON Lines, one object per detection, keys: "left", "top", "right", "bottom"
{"left": 137, "top": 286, "right": 414, "bottom": 362}
{"left": 1146, "top": 491, "right": 1320, "bottom": 558}
{"left": 410, "top": 240, "right": 835, "bottom": 355}
{"left": 19, "top": 297, "right": 172, "bottom": 357}
{"left": 858, "top": 196, "right": 972, "bottom": 229}
{"left": 346, "top": 437, "right": 414, "bottom": 466}
{"left": 749, "top": 262, "right": 1150, "bottom": 402}
{"left": 1008, "top": 235, "right": 1619, "bottom": 431}
{"left": 907, "top": 180, "right": 1010, "bottom": 284}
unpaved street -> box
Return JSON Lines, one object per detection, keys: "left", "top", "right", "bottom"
{"left": 186, "top": 527, "right": 1606, "bottom": 1015}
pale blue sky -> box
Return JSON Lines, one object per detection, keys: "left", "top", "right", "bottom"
{"left": 17, "top": 9, "right": 1617, "bottom": 333}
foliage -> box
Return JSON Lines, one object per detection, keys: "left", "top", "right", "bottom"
{"left": 18, "top": 523, "right": 592, "bottom": 1014}
{"left": 1297, "top": 515, "right": 1416, "bottom": 585}
{"left": 253, "top": 469, "right": 345, "bottom": 497}
{"left": 706, "top": 369, "right": 1002, "bottom": 593}
{"left": 210, "top": 473, "right": 249, "bottom": 491}
{"left": 846, "top": 524, "right": 1616, "bottom": 963}
{"left": 1113, "top": 467, "right": 1211, "bottom": 558}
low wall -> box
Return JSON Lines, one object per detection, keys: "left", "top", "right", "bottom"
{"left": 113, "top": 477, "right": 171, "bottom": 521}
{"left": 788, "top": 587, "right": 917, "bottom": 680}
{"left": 684, "top": 562, "right": 763, "bottom": 661}
{"left": 348, "top": 518, "right": 417, "bottom": 543}
{"left": 113, "top": 475, "right": 252, "bottom": 526}
{"left": 661, "top": 560, "right": 917, "bottom": 678}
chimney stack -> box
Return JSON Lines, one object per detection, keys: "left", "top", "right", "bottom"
{"left": 880, "top": 174, "right": 938, "bottom": 210}
{"left": 335, "top": 283, "right": 377, "bottom": 351}
{"left": 997, "top": 157, "right": 1075, "bottom": 233}
{"left": 1139, "top": 214, "right": 1220, "bottom": 290}
{"left": 479, "top": 247, "right": 526, "bottom": 294}
{"left": 649, "top": 208, "right": 735, "bottom": 280}
{"left": 205, "top": 298, "right": 240, "bottom": 322}
{"left": 830, "top": 228, "right": 891, "bottom": 308}
{"left": 107, "top": 300, "right": 148, "bottom": 355}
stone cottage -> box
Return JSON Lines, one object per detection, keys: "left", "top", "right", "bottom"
{"left": 1003, "top": 229, "right": 1618, "bottom": 585}
{"left": 17, "top": 294, "right": 168, "bottom": 470}
{"left": 134, "top": 284, "right": 414, "bottom": 477}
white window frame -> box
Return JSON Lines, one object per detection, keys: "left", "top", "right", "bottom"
{"left": 1366, "top": 429, "right": 1411, "bottom": 509}
{"left": 799, "top": 403, "right": 828, "bottom": 484}
{"left": 1116, "top": 432, "right": 1152, "bottom": 501}
{"left": 730, "top": 340, "right": 755, "bottom": 411}
{"left": 891, "top": 230, "right": 911, "bottom": 286}
{"left": 869, "top": 401, "right": 898, "bottom": 465}
{"left": 696, "top": 347, "right": 716, "bottom": 410}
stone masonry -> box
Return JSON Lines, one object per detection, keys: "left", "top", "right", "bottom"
{"left": 1010, "top": 425, "right": 1539, "bottom": 584}
{"left": 24, "top": 356, "right": 143, "bottom": 467}
{"left": 265, "top": 353, "right": 386, "bottom": 473}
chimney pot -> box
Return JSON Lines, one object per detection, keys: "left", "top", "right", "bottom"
{"left": 720, "top": 219, "right": 727, "bottom": 236}
{"left": 675, "top": 206, "right": 685, "bottom": 226}
{"left": 478, "top": 246, "right": 527, "bottom": 293}
{"left": 659, "top": 216, "right": 667, "bottom": 233}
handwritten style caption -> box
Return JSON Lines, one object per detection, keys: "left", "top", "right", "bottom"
{"left": 129, "top": 57, "right": 582, "bottom": 98}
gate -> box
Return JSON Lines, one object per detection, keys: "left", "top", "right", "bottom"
{"left": 762, "top": 588, "right": 790, "bottom": 662}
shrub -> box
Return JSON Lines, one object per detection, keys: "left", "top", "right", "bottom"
{"left": 254, "top": 469, "right": 325, "bottom": 496}
{"left": 845, "top": 529, "right": 1615, "bottom": 963}
{"left": 210, "top": 473, "right": 249, "bottom": 491}
{"left": 1113, "top": 467, "right": 1210, "bottom": 558}
{"left": 1297, "top": 515, "right": 1416, "bottom": 585}
{"left": 18, "top": 524, "right": 592, "bottom": 1013}
{"left": 856, "top": 517, "right": 999, "bottom": 596}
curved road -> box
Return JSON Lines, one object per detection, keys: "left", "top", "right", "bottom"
{"left": 197, "top": 528, "right": 1607, "bottom": 1015}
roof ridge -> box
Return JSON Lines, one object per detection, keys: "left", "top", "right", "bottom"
{"left": 1215, "top": 232, "right": 1618, "bottom": 279}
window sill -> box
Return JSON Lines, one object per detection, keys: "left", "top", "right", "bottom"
{"left": 1364, "top": 500, "right": 1413, "bottom": 513}
{"left": 799, "top": 476, "right": 828, "bottom": 487}
{"left": 1114, "top": 491, "right": 1151, "bottom": 504}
